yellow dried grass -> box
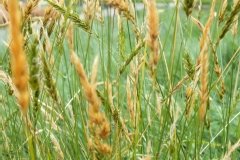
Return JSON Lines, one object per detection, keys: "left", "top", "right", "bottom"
{"left": 199, "top": 0, "right": 216, "bottom": 122}
{"left": 146, "top": 0, "right": 159, "bottom": 77}
{"left": 8, "top": 0, "right": 29, "bottom": 115}
{"left": 67, "top": 24, "right": 111, "bottom": 155}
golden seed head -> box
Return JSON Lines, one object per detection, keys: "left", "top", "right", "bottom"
{"left": 98, "top": 121, "right": 110, "bottom": 139}
{"left": 97, "top": 143, "right": 112, "bottom": 154}
{"left": 8, "top": 0, "right": 29, "bottom": 114}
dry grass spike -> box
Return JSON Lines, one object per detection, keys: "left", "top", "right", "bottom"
{"left": 183, "top": 0, "right": 195, "bottom": 17}
{"left": 107, "top": 0, "right": 135, "bottom": 23}
{"left": 146, "top": 0, "right": 160, "bottom": 77}
{"left": 219, "top": 0, "right": 228, "bottom": 23}
{"left": 217, "top": 0, "right": 240, "bottom": 44}
{"left": 199, "top": 0, "right": 216, "bottom": 122}
{"left": 23, "top": 0, "right": 40, "bottom": 19}
{"left": 8, "top": 0, "right": 29, "bottom": 115}
{"left": 83, "top": 0, "right": 103, "bottom": 23}
{"left": 67, "top": 24, "right": 111, "bottom": 155}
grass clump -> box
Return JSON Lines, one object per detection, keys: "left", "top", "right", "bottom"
{"left": 0, "top": 0, "right": 240, "bottom": 159}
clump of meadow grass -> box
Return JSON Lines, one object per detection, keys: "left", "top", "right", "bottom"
{"left": 1, "top": 0, "right": 240, "bottom": 159}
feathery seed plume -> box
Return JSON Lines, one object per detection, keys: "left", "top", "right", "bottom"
{"left": 8, "top": 0, "right": 29, "bottom": 115}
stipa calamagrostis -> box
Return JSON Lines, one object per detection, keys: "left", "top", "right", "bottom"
{"left": 8, "top": 1, "right": 37, "bottom": 159}
{"left": 199, "top": 0, "right": 216, "bottom": 122}
{"left": 8, "top": 0, "right": 29, "bottom": 115}
{"left": 67, "top": 24, "right": 111, "bottom": 155}
{"left": 146, "top": 0, "right": 159, "bottom": 78}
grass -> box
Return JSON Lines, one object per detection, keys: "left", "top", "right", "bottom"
{"left": 0, "top": 0, "right": 240, "bottom": 159}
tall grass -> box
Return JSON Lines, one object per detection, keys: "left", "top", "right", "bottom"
{"left": 0, "top": 0, "right": 240, "bottom": 159}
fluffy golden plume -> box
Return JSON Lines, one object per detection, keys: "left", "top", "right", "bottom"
{"left": 146, "top": 0, "right": 159, "bottom": 76}
{"left": 199, "top": 0, "right": 216, "bottom": 122}
{"left": 8, "top": 0, "right": 29, "bottom": 115}
{"left": 67, "top": 24, "right": 111, "bottom": 155}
